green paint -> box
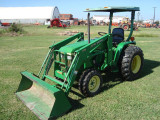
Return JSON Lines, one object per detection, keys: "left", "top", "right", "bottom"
{"left": 59, "top": 40, "right": 88, "bottom": 53}
{"left": 113, "top": 41, "right": 136, "bottom": 66}
{"left": 16, "top": 71, "right": 71, "bottom": 120}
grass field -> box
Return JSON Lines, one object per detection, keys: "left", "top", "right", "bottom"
{"left": 0, "top": 25, "right": 160, "bottom": 120}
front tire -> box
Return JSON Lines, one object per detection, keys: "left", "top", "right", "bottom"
{"left": 120, "top": 46, "right": 144, "bottom": 81}
{"left": 79, "top": 69, "right": 103, "bottom": 97}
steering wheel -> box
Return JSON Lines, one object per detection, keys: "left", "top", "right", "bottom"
{"left": 98, "top": 32, "right": 107, "bottom": 36}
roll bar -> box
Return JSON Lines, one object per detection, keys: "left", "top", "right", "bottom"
{"left": 87, "top": 10, "right": 136, "bottom": 43}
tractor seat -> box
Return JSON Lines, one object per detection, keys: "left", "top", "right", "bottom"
{"left": 112, "top": 28, "right": 124, "bottom": 44}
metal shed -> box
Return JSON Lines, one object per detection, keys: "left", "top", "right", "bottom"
{"left": 92, "top": 15, "right": 126, "bottom": 24}
{"left": 0, "top": 6, "right": 60, "bottom": 24}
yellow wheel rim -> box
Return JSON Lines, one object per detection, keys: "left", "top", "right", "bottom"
{"left": 88, "top": 75, "right": 100, "bottom": 93}
{"left": 131, "top": 55, "right": 141, "bottom": 74}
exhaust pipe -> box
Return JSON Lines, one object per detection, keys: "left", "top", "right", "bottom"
{"left": 87, "top": 13, "right": 90, "bottom": 43}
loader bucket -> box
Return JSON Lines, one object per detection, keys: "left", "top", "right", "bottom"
{"left": 15, "top": 71, "right": 71, "bottom": 120}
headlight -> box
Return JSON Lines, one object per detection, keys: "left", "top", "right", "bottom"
{"left": 61, "top": 54, "right": 72, "bottom": 60}
{"left": 67, "top": 55, "right": 72, "bottom": 60}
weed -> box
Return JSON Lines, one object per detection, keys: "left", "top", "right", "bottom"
{"left": 8, "top": 23, "right": 24, "bottom": 34}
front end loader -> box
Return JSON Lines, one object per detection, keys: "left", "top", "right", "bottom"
{"left": 16, "top": 6, "right": 144, "bottom": 120}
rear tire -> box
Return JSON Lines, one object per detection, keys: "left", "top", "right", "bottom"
{"left": 120, "top": 46, "right": 144, "bottom": 81}
{"left": 122, "top": 24, "right": 129, "bottom": 31}
{"left": 79, "top": 69, "right": 103, "bottom": 97}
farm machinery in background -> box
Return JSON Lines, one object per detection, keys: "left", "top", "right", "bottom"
{"left": 78, "top": 19, "right": 88, "bottom": 25}
{"left": 0, "top": 20, "right": 11, "bottom": 27}
{"left": 16, "top": 6, "right": 144, "bottom": 120}
{"left": 140, "top": 23, "right": 159, "bottom": 28}
{"left": 47, "top": 18, "right": 70, "bottom": 28}
{"left": 118, "top": 17, "right": 138, "bottom": 31}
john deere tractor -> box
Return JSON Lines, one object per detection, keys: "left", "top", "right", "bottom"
{"left": 16, "top": 6, "right": 144, "bottom": 120}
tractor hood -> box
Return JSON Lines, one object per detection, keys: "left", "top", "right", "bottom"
{"left": 59, "top": 40, "right": 94, "bottom": 53}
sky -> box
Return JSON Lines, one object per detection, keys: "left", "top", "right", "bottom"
{"left": 0, "top": 0, "right": 160, "bottom": 21}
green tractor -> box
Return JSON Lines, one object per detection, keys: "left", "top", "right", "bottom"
{"left": 16, "top": 6, "right": 144, "bottom": 120}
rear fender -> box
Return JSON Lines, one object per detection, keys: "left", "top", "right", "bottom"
{"left": 113, "top": 41, "right": 136, "bottom": 65}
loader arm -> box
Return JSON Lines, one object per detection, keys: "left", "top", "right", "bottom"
{"left": 64, "top": 34, "right": 110, "bottom": 94}
{"left": 50, "top": 32, "right": 84, "bottom": 50}
{"left": 15, "top": 33, "right": 85, "bottom": 119}
{"left": 38, "top": 32, "right": 84, "bottom": 78}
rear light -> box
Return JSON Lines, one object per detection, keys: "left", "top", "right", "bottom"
{"left": 131, "top": 37, "right": 135, "bottom": 41}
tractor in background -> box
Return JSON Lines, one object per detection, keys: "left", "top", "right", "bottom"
{"left": 47, "top": 18, "right": 69, "bottom": 28}
{"left": 119, "top": 17, "right": 138, "bottom": 31}
{"left": 16, "top": 6, "right": 144, "bottom": 120}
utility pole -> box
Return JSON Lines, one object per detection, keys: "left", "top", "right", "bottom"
{"left": 153, "top": 7, "right": 156, "bottom": 23}
{"left": 137, "top": 12, "right": 140, "bottom": 22}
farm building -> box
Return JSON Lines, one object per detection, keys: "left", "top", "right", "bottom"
{"left": 92, "top": 15, "right": 125, "bottom": 24}
{"left": 60, "top": 14, "right": 73, "bottom": 20}
{"left": 0, "top": 7, "right": 60, "bottom": 25}
{"left": 60, "top": 14, "right": 78, "bottom": 25}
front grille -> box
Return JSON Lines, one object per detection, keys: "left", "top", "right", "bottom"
{"left": 59, "top": 53, "right": 74, "bottom": 71}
